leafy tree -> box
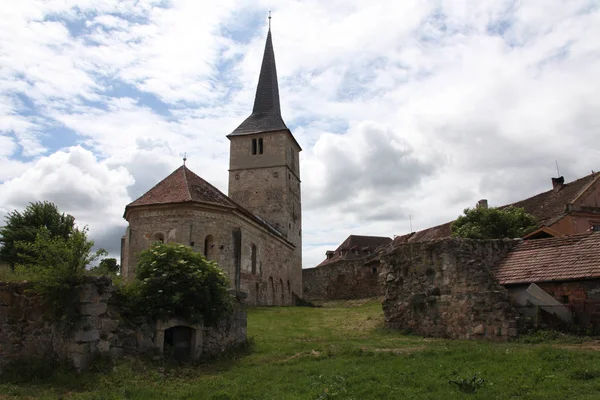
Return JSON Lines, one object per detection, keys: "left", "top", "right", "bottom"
{"left": 124, "top": 242, "right": 233, "bottom": 325}
{"left": 0, "top": 201, "right": 75, "bottom": 271}
{"left": 89, "top": 257, "right": 120, "bottom": 277}
{"left": 16, "top": 226, "right": 106, "bottom": 320}
{"left": 451, "top": 206, "right": 537, "bottom": 239}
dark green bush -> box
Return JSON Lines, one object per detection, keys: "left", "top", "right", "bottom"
{"left": 122, "top": 243, "right": 233, "bottom": 325}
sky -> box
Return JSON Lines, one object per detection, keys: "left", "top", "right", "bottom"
{"left": 1, "top": 0, "right": 599, "bottom": 268}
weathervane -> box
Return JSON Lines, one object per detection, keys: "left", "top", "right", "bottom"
{"left": 183, "top": 152, "right": 187, "bottom": 166}
{"left": 268, "top": 10, "right": 271, "bottom": 30}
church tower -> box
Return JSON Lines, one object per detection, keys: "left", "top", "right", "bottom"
{"left": 227, "top": 24, "right": 302, "bottom": 257}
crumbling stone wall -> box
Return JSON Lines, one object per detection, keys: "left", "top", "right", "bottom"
{"left": 0, "top": 277, "right": 247, "bottom": 371}
{"left": 381, "top": 238, "right": 520, "bottom": 340}
{"left": 302, "top": 258, "right": 382, "bottom": 300}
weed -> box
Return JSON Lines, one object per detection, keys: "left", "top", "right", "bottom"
{"left": 449, "top": 373, "right": 485, "bottom": 393}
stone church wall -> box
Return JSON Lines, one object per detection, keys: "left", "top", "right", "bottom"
{"left": 0, "top": 277, "right": 247, "bottom": 371}
{"left": 381, "top": 238, "right": 520, "bottom": 340}
{"left": 303, "top": 259, "right": 383, "bottom": 300}
{"left": 122, "top": 205, "right": 300, "bottom": 306}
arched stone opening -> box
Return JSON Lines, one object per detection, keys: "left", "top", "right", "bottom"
{"left": 251, "top": 244, "right": 257, "bottom": 274}
{"left": 152, "top": 232, "right": 165, "bottom": 243}
{"left": 287, "top": 280, "right": 291, "bottom": 303}
{"left": 204, "top": 235, "right": 216, "bottom": 260}
{"left": 269, "top": 276, "right": 275, "bottom": 306}
{"left": 279, "top": 278, "right": 284, "bottom": 304}
{"left": 155, "top": 319, "right": 203, "bottom": 361}
{"left": 164, "top": 326, "right": 193, "bottom": 361}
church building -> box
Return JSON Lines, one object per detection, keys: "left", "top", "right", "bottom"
{"left": 120, "top": 25, "right": 302, "bottom": 306}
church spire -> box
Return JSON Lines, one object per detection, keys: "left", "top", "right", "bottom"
{"left": 229, "top": 17, "right": 288, "bottom": 136}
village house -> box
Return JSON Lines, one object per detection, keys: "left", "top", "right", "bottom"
{"left": 120, "top": 26, "right": 302, "bottom": 306}
{"left": 393, "top": 172, "right": 600, "bottom": 244}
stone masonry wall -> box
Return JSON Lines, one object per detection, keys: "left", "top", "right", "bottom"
{"left": 381, "top": 238, "right": 520, "bottom": 340}
{"left": 302, "top": 258, "right": 382, "bottom": 300}
{"left": 122, "top": 205, "right": 300, "bottom": 306}
{"left": 0, "top": 277, "right": 247, "bottom": 371}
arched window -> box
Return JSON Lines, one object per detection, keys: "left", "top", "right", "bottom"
{"left": 279, "top": 279, "right": 285, "bottom": 303}
{"left": 258, "top": 138, "right": 263, "bottom": 154}
{"left": 152, "top": 232, "right": 165, "bottom": 243}
{"left": 204, "top": 235, "right": 215, "bottom": 260}
{"left": 251, "top": 244, "right": 257, "bottom": 274}
{"left": 252, "top": 138, "right": 257, "bottom": 155}
{"left": 287, "top": 280, "right": 291, "bottom": 299}
{"left": 269, "top": 277, "right": 275, "bottom": 305}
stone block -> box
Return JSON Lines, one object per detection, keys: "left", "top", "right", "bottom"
{"left": 96, "top": 340, "right": 110, "bottom": 353}
{"left": 0, "top": 290, "right": 13, "bottom": 306}
{"left": 101, "top": 318, "right": 120, "bottom": 332}
{"left": 80, "top": 302, "right": 107, "bottom": 316}
{"left": 74, "top": 329, "right": 100, "bottom": 343}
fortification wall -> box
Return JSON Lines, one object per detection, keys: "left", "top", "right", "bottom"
{"left": 302, "top": 258, "right": 382, "bottom": 300}
{"left": 0, "top": 277, "right": 247, "bottom": 371}
{"left": 381, "top": 238, "right": 520, "bottom": 340}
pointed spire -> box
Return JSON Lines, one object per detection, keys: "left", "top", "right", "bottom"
{"left": 229, "top": 15, "right": 288, "bottom": 136}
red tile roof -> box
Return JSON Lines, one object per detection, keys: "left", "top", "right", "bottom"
{"left": 317, "top": 235, "right": 391, "bottom": 266}
{"left": 125, "top": 166, "right": 290, "bottom": 243}
{"left": 507, "top": 172, "right": 600, "bottom": 226}
{"left": 393, "top": 172, "right": 600, "bottom": 245}
{"left": 127, "top": 165, "right": 235, "bottom": 209}
{"left": 494, "top": 231, "right": 600, "bottom": 285}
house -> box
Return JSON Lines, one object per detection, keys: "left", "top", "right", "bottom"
{"left": 494, "top": 231, "right": 600, "bottom": 331}
{"left": 393, "top": 172, "right": 600, "bottom": 244}
{"left": 120, "top": 26, "right": 302, "bottom": 306}
{"left": 302, "top": 235, "right": 391, "bottom": 300}
{"left": 317, "top": 235, "right": 392, "bottom": 267}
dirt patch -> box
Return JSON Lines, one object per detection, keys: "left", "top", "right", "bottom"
{"left": 364, "top": 346, "right": 427, "bottom": 355}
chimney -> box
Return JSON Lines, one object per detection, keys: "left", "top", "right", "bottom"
{"left": 552, "top": 176, "right": 565, "bottom": 192}
{"left": 477, "top": 199, "right": 488, "bottom": 209}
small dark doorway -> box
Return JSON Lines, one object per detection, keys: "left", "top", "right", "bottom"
{"left": 164, "top": 326, "right": 193, "bottom": 361}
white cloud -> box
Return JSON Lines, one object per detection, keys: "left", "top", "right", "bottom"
{"left": 0, "top": 0, "right": 599, "bottom": 268}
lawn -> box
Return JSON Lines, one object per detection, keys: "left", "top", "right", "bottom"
{"left": 2, "top": 299, "right": 600, "bottom": 399}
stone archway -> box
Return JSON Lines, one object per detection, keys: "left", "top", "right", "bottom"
{"left": 155, "top": 318, "right": 203, "bottom": 361}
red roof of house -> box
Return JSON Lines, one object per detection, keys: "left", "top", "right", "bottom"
{"left": 494, "top": 231, "right": 600, "bottom": 285}
{"left": 317, "top": 235, "right": 392, "bottom": 266}
{"left": 393, "top": 172, "right": 600, "bottom": 245}
{"left": 125, "top": 165, "right": 290, "bottom": 244}
{"left": 508, "top": 172, "right": 600, "bottom": 226}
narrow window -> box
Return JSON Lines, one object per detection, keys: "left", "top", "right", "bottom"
{"left": 258, "top": 138, "right": 263, "bottom": 154}
{"left": 252, "top": 139, "right": 257, "bottom": 155}
{"left": 251, "top": 244, "right": 257, "bottom": 274}
{"left": 204, "top": 235, "right": 215, "bottom": 259}
{"left": 372, "top": 267, "right": 378, "bottom": 275}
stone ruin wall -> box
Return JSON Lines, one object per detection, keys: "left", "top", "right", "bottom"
{"left": 381, "top": 238, "right": 521, "bottom": 340}
{"left": 0, "top": 276, "right": 247, "bottom": 371}
{"left": 302, "top": 258, "right": 382, "bottom": 301}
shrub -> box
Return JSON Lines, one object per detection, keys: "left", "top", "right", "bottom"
{"left": 14, "top": 226, "right": 105, "bottom": 322}
{"left": 451, "top": 206, "right": 537, "bottom": 239}
{"left": 124, "top": 242, "right": 233, "bottom": 325}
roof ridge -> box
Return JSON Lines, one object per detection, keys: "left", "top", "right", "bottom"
{"left": 182, "top": 165, "right": 192, "bottom": 201}
{"left": 570, "top": 172, "right": 600, "bottom": 205}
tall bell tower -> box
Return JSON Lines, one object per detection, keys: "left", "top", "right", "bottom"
{"left": 227, "top": 23, "right": 302, "bottom": 257}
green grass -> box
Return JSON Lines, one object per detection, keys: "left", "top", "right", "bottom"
{"left": 2, "top": 299, "right": 600, "bottom": 399}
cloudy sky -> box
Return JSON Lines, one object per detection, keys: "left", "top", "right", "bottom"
{"left": 1, "top": 0, "right": 599, "bottom": 268}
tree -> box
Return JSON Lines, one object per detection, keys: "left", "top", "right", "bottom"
{"left": 125, "top": 242, "right": 232, "bottom": 325}
{"left": 89, "top": 258, "right": 120, "bottom": 277}
{"left": 16, "top": 226, "right": 106, "bottom": 320}
{"left": 0, "top": 201, "right": 75, "bottom": 271}
{"left": 451, "top": 206, "right": 537, "bottom": 239}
